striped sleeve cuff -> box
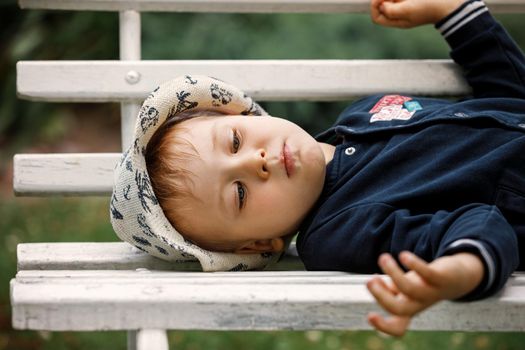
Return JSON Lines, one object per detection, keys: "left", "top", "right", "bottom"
{"left": 445, "top": 238, "right": 495, "bottom": 298}
{"left": 435, "top": 0, "right": 489, "bottom": 38}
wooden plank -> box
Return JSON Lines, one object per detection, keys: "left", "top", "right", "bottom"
{"left": 16, "top": 242, "right": 305, "bottom": 271}
{"left": 119, "top": 10, "right": 142, "bottom": 151}
{"left": 17, "top": 60, "right": 470, "bottom": 102}
{"left": 13, "top": 153, "right": 120, "bottom": 196}
{"left": 10, "top": 270, "right": 525, "bottom": 331}
{"left": 14, "top": 0, "right": 383, "bottom": 13}
{"left": 18, "top": 0, "right": 525, "bottom": 13}
{"left": 12, "top": 269, "right": 525, "bottom": 285}
{"left": 133, "top": 330, "right": 169, "bottom": 350}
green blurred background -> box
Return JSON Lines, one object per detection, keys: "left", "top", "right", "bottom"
{"left": 1, "top": 0, "right": 525, "bottom": 348}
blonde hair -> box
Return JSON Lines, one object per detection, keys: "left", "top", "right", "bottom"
{"left": 145, "top": 110, "right": 242, "bottom": 252}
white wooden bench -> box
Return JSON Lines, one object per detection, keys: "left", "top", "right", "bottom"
{"left": 11, "top": 1, "right": 525, "bottom": 349}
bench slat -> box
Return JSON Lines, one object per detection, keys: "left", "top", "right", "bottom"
{"left": 134, "top": 330, "right": 168, "bottom": 350}
{"left": 17, "top": 242, "right": 304, "bottom": 271}
{"left": 13, "top": 153, "right": 120, "bottom": 196}
{"left": 14, "top": 269, "right": 525, "bottom": 285}
{"left": 17, "top": 60, "right": 469, "bottom": 102}
{"left": 19, "top": 0, "right": 369, "bottom": 12}
{"left": 11, "top": 270, "right": 525, "bottom": 331}
{"left": 18, "top": 0, "right": 525, "bottom": 13}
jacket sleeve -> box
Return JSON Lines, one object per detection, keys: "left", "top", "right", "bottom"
{"left": 435, "top": 0, "right": 525, "bottom": 99}
{"left": 299, "top": 203, "right": 519, "bottom": 301}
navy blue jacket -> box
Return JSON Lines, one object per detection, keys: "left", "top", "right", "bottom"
{"left": 297, "top": 0, "right": 525, "bottom": 301}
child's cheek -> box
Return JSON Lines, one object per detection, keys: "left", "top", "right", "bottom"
{"left": 256, "top": 185, "right": 288, "bottom": 209}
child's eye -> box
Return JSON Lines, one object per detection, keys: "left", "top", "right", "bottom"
{"left": 236, "top": 182, "right": 246, "bottom": 210}
{"left": 232, "top": 129, "right": 241, "bottom": 153}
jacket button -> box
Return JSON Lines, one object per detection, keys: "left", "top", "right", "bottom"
{"left": 345, "top": 147, "right": 356, "bottom": 156}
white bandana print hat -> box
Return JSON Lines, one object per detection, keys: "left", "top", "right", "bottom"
{"left": 110, "top": 75, "right": 281, "bottom": 271}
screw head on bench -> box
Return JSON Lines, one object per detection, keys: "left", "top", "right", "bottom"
{"left": 125, "top": 70, "right": 141, "bottom": 84}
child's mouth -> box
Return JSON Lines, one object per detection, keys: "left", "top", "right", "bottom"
{"left": 283, "top": 143, "right": 295, "bottom": 177}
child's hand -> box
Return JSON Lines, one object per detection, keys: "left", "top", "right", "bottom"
{"left": 366, "top": 251, "right": 484, "bottom": 336}
{"left": 370, "top": 0, "right": 466, "bottom": 28}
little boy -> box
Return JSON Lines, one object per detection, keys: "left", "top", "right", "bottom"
{"left": 112, "top": 0, "right": 525, "bottom": 336}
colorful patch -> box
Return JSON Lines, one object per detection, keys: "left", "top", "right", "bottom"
{"left": 369, "top": 95, "right": 412, "bottom": 113}
{"left": 370, "top": 104, "right": 415, "bottom": 123}
{"left": 403, "top": 100, "right": 423, "bottom": 112}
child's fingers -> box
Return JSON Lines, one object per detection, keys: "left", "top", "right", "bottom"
{"left": 377, "top": 254, "right": 422, "bottom": 297}
{"left": 367, "top": 312, "right": 411, "bottom": 337}
{"left": 371, "top": 274, "right": 400, "bottom": 295}
{"left": 377, "top": 254, "right": 437, "bottom": 302}
{"left": 379, "top": 0, "right": 411, "bottom": 20}
{"left": 399, "top": 251, "right": 441, "bottom": 286}
{"left": 370, "top": 0, "right": 401, "bottom": 26}
{"left": 385, "top": 278, "right": 400, "bottom": 294}
{"left": 370, "top": 0, "right": 384, "bottom": 12}
{"left": 370, "top": 0, "right": 418, "bottom": 28}
{"left": 367, "top": 276, "right": 423, "bottom": 316}
{"left": 370, "top": 11, "right": 410, "bottom": 28}
{"left": 368, "top": 276, "right": 394, "bottom": 295}
{"left": 370, "top": 0, "right": 389, "bottom": 24}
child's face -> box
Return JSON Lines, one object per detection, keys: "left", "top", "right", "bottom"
{"left": 172, "top": 115, "right": 331, "bottom": 253}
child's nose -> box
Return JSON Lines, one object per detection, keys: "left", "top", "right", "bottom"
{"left": 254, "top": 149, "right": 269, "bottom": 180}
{"left": 239, "top": 148, "right": 268, "bottom": 180}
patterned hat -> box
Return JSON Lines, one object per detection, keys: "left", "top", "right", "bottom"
{"left": 110, "top": 75, "right": 282, "bottom": 271}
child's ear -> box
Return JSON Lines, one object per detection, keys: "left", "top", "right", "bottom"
{"left": 234, "top": 238, "right": 284, "bottom": 254}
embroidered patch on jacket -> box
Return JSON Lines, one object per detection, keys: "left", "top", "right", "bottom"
{"left": 370, "top": 104, "right": 415, "bottom": 123}
{"left": 369, "top": 95, "right": 420, "bottom": 123}
{"left": 370, "top": 95, "right": 412, "bottom": 113}
{"left": 403, "top": 100, "right": 423, "bottom": 112}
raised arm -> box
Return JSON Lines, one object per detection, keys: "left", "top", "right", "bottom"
{"left": 371, "top": 0, "right": 525, "bottom": 99}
